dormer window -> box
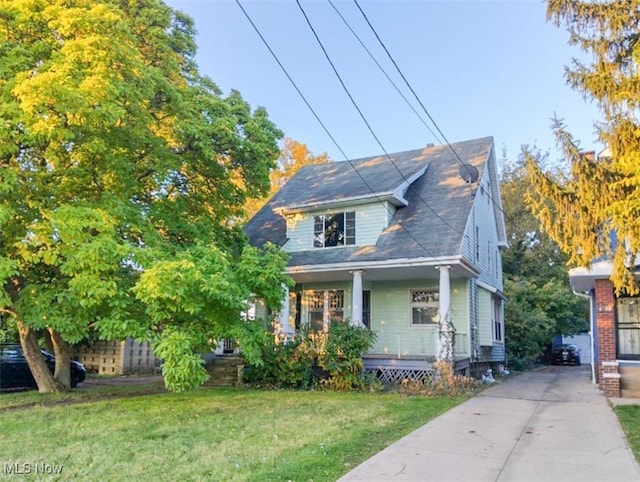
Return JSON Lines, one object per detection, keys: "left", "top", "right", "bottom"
{"left": 314, "top": 212, "right": 355, "bottom": 248}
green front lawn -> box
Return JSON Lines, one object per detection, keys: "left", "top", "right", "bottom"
{"left": 0, "top": 387, "right": 463, "bottom": 481}
{"left": 615, "top": 405, "right": 640, "bottom": 463}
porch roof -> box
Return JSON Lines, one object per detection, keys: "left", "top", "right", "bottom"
{"left": 569, "top": 261, "right": 614, "bottom": 293}
{"left": 286, "top": 255, "right": 479, "bottom": 283}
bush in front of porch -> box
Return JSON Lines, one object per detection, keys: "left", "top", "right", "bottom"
{"left": 244, "top": 320, "right": 378, "bottom": 391}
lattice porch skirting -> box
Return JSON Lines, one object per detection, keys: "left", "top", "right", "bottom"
{"left": 365, "top": 366, "right": 436, "bottom": 385}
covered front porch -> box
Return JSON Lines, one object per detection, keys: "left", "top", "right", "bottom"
{"left": 272, "top": 258, "right": 478, "bottom": 376}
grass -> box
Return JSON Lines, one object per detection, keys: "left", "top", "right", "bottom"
{"left": 0, "top": 385, "right": 464, "bottom": 481}
{"left": 615, "top": 405, "right": 640, "bottom": 463}
{"left": 0, "top": 378, "right": 165, "bottom": 411}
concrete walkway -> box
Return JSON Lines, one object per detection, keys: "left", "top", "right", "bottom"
{"left": 339, "top": 366, "right": 640, "bottom": 482}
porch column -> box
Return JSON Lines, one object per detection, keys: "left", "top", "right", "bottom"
{"left": 277, "top": 285, "right": 294, "bottom": 335}
{"left": 351, "top": 270, "right": 364, "bottom": 327}
{"left": 437, "top": 265, "right": 455, "bottom": 363}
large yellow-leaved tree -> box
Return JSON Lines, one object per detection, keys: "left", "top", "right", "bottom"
{"left": 0, "top": 0, "right": 290, "bottom": 393}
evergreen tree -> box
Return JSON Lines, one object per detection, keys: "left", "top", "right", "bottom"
{"left": 525, "top": 0, "right": 640, "bottom": 293}
{"left": 501, "top": 156, "right": 588, "bottom": 367}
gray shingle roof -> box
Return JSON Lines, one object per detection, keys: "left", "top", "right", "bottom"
{"left": 244, "top": 136, "right": 495, "bottom": 266}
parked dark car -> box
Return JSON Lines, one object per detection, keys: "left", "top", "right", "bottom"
{"left": 551, "top": 343, "right": 581, "bottom": 366}
{"left": 0, "top": 344, "right": 86, "bottom": 390}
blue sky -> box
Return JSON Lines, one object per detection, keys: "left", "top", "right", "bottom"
{"left": 164, "top": 0, "right": 603, "bottom": 166}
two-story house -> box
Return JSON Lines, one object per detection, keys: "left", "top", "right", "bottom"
{"left": 244, "top": 136, "right": 507, "bottom": 380}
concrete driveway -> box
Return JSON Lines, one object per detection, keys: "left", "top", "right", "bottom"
{"left": 339, "top": 366, "right": 640, "bottom": 482}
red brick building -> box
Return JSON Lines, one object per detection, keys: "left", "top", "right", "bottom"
{"left": 570, "top": 261, "right": 640, "bottom": 397}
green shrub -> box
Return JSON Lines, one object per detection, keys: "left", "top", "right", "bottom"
{"left": 244, "top": 321, "right": 377, "bottom": 391}
{"left": 319, "top": 320, "right": 377, "bottom": 390}
{"left": 243, "top": 334, "right": 315, "bottom": 389}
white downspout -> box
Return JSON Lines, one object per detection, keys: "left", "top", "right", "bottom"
{"left": 573, "top": 290, "right": 596, "bottom": 384}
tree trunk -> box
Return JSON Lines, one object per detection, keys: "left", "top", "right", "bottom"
{"left": 42, "top": 328, "right": 54, "bottom": 354}
{"left": 17, "top": 321, "right": 60, "bottom": 393}
{"left": 48, "top": 327, "right": 71, "bottom": 389}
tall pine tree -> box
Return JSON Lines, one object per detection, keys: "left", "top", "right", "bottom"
{"left": 525, "top": 0, "right": 640, "bottom": 293}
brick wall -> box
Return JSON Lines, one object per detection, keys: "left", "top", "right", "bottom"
{"left": 602, "top": 361, "right": 621, "bottom": 397}
{"left": 594, "top": 279, "right": 618, "bottom": 394}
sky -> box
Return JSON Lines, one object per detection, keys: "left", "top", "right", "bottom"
{"left": 164, "top": 0, "right": 603, "bottom": 167}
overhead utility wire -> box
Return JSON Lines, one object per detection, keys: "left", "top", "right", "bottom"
{"left": 235, "top": 0, "right": 443, "bottom": 259}
{"left": 234, "top": 0, "right": 349, "bottom": 161}
{"left": 352, "top": 0, "right": 506, "bottom": 216}
{"left": 295, "top": 0, "right": 393, "bottom": 168}
{"left": 327, "top": 0, "right": 441, "bottom": 144}
{"left": 352, "top": 0, "right": 463, "bottom": 166}
{"left": 295, "top": 0, "right": 467, "bottom": 238}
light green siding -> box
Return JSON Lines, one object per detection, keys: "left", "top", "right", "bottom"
{"left": 253, "top": 299, "right": 268, "bottom": 321}
{"left": 462, "top": 169, "right": 504, "bottom": 290}
{"left": 284, "top": 214, "right": 314, "bottom": 252}
{"left": 294, "top": 279, "right": 471, "bottom": 357}
{"left": 369, "top": 279, "right": 469, "bottom": 357}
{"left": 283, "top": 202, "right": 390, "bottom": 252}
{"left": 357, "top": 202, "right": 391, "bottom": 246}
{"left": 477, "top": 287, "right": 493, "bottom": 346}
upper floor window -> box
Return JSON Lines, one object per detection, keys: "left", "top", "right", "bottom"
{"left": 314, "top": 212, "right": 355, "bottom": 248}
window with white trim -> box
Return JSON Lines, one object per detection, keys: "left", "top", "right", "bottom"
{"left": 308, "top": 290, "right": 325, "bottom": 332}
{"left": 314, "top": 212, "right": 355, "bottom": 248}
{"left": 307, "top": 289, "right": 344, "bottom": 331}
{"left": 410, "top": 288, "right": 439, "bottom": 325}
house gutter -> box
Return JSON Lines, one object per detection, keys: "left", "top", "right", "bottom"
{"left": 286, "top": 255, "right": 480, "bottom": 277}
{"left": 477, "top": 280, "right": 507, "bottom": 301}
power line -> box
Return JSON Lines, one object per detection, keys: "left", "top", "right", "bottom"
{"left": 352, "top": 0, "right": 506, "bottom": 217}
{"left": 353, "top": 0, "right": 461, "bottom": 165}
{"left": 235, "top": 0, "right": 446, "bottom": 259}
{"left": 234, "top": 0, "right": 349, "bottom": 161}
{"left": 327, "top": 0, "right": 441, "bottom": 145}
{"left": 295, "top": 0, "right": 391, "bottom": 166}
{"left": 295, "top": 0, "right": 468, "bottom": 238}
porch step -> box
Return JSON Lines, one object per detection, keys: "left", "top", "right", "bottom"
{"left": 203, "top": 356, "right": 244, "bottom": 387}
{"left": 619, "top": 366, "right": 640, "bottom": 396}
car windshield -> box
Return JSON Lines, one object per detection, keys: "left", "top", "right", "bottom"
{"left": 555, "top": 344, "right": 576, "bottom": 350}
